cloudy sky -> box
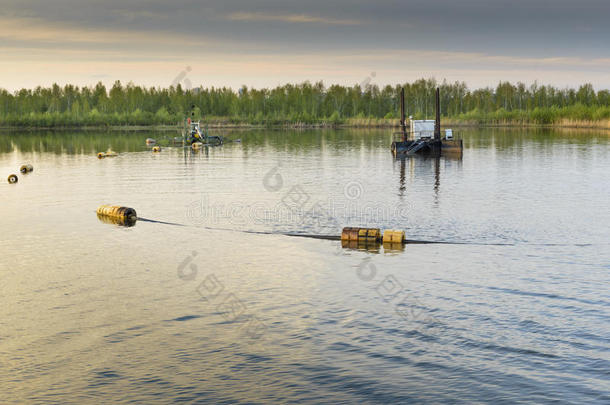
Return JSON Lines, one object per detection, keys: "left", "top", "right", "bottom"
{"left": 1, "top": 0, "right": 609, "bottom": 91}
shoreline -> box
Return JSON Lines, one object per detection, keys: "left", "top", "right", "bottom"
{"left": 1, "top": 120, "right": 610, "bottom": 131}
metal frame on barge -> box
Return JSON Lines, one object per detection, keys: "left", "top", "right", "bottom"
{"left": 391, "top": 87, "right": 463, "bottom": 157}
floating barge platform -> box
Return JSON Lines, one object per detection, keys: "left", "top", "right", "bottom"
{"left": 391, "top": 88, "right": 463, "bottom": 157}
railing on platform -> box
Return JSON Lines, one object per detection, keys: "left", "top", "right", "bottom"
{"left": 392, "top": 130, "right": 462, "bottom": 143}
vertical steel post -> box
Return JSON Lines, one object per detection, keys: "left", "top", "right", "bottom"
{"left": 400, "top": 88, "right": 406, "bottom": 142}
{"left": 434, "top": 87, "right": 441, "bottom": 141}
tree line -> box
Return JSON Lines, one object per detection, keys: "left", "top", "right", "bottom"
{"left": 1, "top": 79, "right": 609, "bottom": 127}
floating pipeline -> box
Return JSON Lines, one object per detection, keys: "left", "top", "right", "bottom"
{"left": 20, "top": 164, "right": 34, "bottom": 173}
{"left": 95, "top": 208, "right": 442, "bottom": 245}
{"left": 340, "top": 228, "right": 406, "bottom": 244}
{"left": 96, "top": 205, "right": 137, "bottom": 226}
{"left": 339, "top": 228, "right": 449, "bottom": 245}
{"left": 94, "top": 207, "right": 503, "bottom": 246}
{"left": 340, "top": 228, "right": 405, "bottom": 252}
{"left": 341, "top": 227, "right": 382, "bottom": 243}
{"left": 7, "top": 174, "right": 18, "bottom": 184}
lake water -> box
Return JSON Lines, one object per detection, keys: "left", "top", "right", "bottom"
{"left": 1, "top": 128, "right": 609, "bottom": 403}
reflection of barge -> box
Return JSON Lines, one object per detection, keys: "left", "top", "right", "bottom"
{"left": 391, "top": 88, "right": 463, "bottom": 157}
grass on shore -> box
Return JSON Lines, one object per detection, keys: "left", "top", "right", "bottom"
{"left": 2, "top": 105, "right": 610, "bottom": 130}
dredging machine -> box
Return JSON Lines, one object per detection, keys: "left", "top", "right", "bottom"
{"left": 183, "top": 118, "right": 223, "bottom": 146}
{"left": 391, "top": 88, "right": 463, "bottom": 156}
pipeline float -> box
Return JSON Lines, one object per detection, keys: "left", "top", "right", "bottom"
{"left": 20, "top": 164, "right": 34, "bottom": 173}
{"left": 94, "top": 206, "right": 427, "bottom": 250}
{"left": 96, "top": 205, "right": 137, "bottom": 226}
{"left": 97, "top": 150, "right": 118, "bottom": 159}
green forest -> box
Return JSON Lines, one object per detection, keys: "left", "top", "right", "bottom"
{"left": 1, "top": 79, "right": 610, "bottom": 128}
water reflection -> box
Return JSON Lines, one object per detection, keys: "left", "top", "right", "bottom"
{"left": 341, "top": 239, "right": 381, "bottom": 253}
{"left": 434, "top": 157, "right": 440, "bottom": 205}
{"left": 1, "top": 127, "right": 609, "bottom": 404}
{"left": 395, "top": 154, "right": 462, "bottom": 205}
{"left": 1, "top": 127, "right": 605, "bottom": 156}
{"left": 382, "top": 242, "right": 405, "bottom": 253}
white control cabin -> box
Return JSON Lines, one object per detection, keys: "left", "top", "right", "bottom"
{"left": 410, "top": 120, "right": 435, "bottom": 140}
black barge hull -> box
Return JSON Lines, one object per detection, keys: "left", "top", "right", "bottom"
{"left": 391, "top": 139, "right": 463, "bottom": 157}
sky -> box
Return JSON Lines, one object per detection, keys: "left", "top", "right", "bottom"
{"left": 1, "top": 0, "right": 609, "bottom": 91}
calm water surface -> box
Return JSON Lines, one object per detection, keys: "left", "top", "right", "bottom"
{"left": 1, "top": 128, "right": 609, "bottom": 403}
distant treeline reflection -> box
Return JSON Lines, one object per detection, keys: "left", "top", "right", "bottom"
{"left": 1, "top": 79, "right": 610, "bottom": 127}
{"left": 0, "top": 128, "right": 602, "bottom": 155}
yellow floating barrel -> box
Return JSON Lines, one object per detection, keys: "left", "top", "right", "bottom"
{"left": 20, "top": 164, "right": 33, "bottom": 173}
{"left": 97, "top": 152, "right": 106, "bottom": 159}
{"left": 7, "top": 174, "right": 18, "bottom": 184}
{"left": 341, "top": 227, "right": 381, "bottom": 242}
{"left": 382, "top": 230, "right": 405, "bottom": 244}
{"left": 97, "top": 212, "right": 137, "bottom": 227}
{"left": 96, "top": 205, "right": 137, "bottom": 225}
{"left": 152, "top": 146, "right": 161, "bottom": 152}
{"left": 360, "top": 228, "right": 381, "bottom": 242}
{"left": 192, "top": 142, "right": 203, "bottom": 149}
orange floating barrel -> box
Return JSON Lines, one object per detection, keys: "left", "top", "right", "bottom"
{"left": 341, "top": 227, "right": 359, "bottom": 241}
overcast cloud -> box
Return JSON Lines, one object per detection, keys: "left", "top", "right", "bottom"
{"left": 1, "top": 0, "right": 609, "bottom": 90}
